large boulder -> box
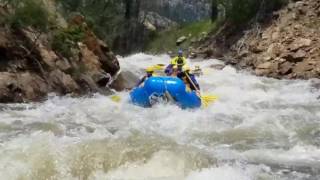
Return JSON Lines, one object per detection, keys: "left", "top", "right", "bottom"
{"left": 0, "top": 28, "right": 9, "bottom": 48}
{"left": 83, "top": 32, "right": 120, "bottom": 76}
{"left": 49, "top": 70, "right": 79, "bottom": 94}
{"left": 20, "top": 28, "right": 59, "bottom": 69}
{"left": 79, "top": 43, "right": 102, "bottom": 75}
{"left": 0, "top": 13, "right": 121, "bottom": 103}
{"left": 0, "top": 72, "right": 49, "bottom": 102}
{"left": 110, "top": 71, "right": 139, "bottom": 91}
{"left": 279, "top": 61, "right": 294, "bottom": 75}
{"left": 17, "top": 72, "right": 48, "bottom": 101}
{"left": 255, "top": 62, "right": 279, "bottom": 76}
{"left": 293, "top": 49, "right": 307, "bottom": 60}
{"left": 143, "top": 20, "right": 157, "bottom": 31}
{"left": 267, "top": 43, "right": 283, "bottom": 58}
{"left": 176, "top": 36, "right": 187, "bottom": 45}
{"left": 0, "top": 72, "right": 18, "bottom": 102}
{"left": 293, "top": 61, "right": 314, "bottom": 74}
{"left": 140, "top": 11, "right": 177, "bottom": 30}
{"left": 289, "top": 38, "right": 312, "bottom": 51}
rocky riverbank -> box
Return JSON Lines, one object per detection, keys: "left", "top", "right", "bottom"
{"left": 0, "top": 6, "right": 120, "bottom": 103}
{"left": 194, "top": 0, "right": 320, "bottom": 79}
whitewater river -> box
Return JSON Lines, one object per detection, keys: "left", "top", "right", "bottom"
{"left": 0, "top": 54, "right": 320, "bottom": 180}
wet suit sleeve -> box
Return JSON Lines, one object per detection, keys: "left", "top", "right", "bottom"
{"left": 165, "top": 64, "right": 174, "bottom": 75}
{"left": 136, "top": 76, "right": 147, "bottom": 87}
{"left": 190, "top": 74, "right": 200, "bottom": 90}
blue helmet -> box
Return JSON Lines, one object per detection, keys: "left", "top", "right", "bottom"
{"left": 178, "top": 50, "right": 183, "bottom": 56}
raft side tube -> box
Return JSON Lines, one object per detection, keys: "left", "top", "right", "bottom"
{"left": 130, "top": 87, "right": 151, "bottom": 107}
{"left": 130, "top": 77, "right": 201, "bottom": 108}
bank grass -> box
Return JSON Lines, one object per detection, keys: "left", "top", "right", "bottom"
{"left": 146, "top": 20, "right": 216, "bottom": 54}
{"left": 51, "top": 25, "right": 86, "bottom": 58}
{"left": 7, "top": 0, "right": 53, "bottom": 31}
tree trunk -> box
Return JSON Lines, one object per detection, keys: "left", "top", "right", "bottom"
{"left": 124, "top": 0, "right": 132, "bottom": 19}
{"left": 133, "top": 0, "right": 141, "bottom": 18}
{"left": 211, "top": 0, "right": 218, "bottom": 22}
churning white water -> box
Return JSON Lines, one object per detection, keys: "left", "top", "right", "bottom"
{"left": 0, "top": 53, "right": 319, "bottom": 180}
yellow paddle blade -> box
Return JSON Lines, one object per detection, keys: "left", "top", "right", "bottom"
{"left": 151, "top": 64, "right": 165, "bottom": 71}
{"left": 202, "top": 95, "right": 218, "bottom": 101}
{"left": 201, "top": 94, "right": 218, "bottom": 108}
{"left": 111, "top": 95, "right": 121, "bottom": 103}
{"left": 202, "top": 69, "right": 210, "bottom": 75}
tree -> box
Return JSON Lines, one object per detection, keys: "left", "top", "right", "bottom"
{"left": 211, "top": 0, "right": 218, "bottom": 22}
{"left": 124, "top": 0, "right": 141, "bottom": 19}
{"left": 216, "top": 0, "right": 287, "bottom": 25}
{"left": 133, "top": 0, "right": 141, "bottom": 18}
{"left": 124, "top": 0, "right": 132, "bottom": 19}
{"left": 4, "top": 0, "right": 51, "bottom": 31}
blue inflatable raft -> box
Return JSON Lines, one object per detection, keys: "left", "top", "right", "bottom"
{"left": 130, "top": 77, "right": 201, "bottom": 109}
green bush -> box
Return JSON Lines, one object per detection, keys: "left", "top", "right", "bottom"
{"left": 51, "top": 26, "right": 86, "bottom": 58}
{"left": 146, "top": 20, "right": 216, "bottom": 53}
{"left": 56, "top": 0, "right": 124, "bottom": 42}
{"left": 217, "top": 0, "right": 288, "bottom": 25}
{"left": 8, "top": 0, "right": 51, "bottom": 31}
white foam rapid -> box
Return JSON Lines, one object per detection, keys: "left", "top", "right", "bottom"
{"left": 0, "top": 53, "right": 319, "bottom": 180}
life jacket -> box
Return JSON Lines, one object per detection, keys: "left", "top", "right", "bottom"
{"left": 170, "top": 56, "right": 187, "bottom": 66}
{"left": 176, "top": 57, "right": 184, "bottom": 66}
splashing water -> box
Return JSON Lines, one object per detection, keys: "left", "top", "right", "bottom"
{"left": 0, "top": 53, "right": 319, "bottom": 180}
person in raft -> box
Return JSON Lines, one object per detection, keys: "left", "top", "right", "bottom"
{"left": 179, "top": 65, "right": 200, "bottom": 95}
{"left": 136, "top": 67, "right": 154, "bottom": 87}
{"left": 164, "top": 49, "right": 187, "bottom": 76}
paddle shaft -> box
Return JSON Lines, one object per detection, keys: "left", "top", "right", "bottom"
{"left": 185, "top": 73, "right": 200, "bottom": 92}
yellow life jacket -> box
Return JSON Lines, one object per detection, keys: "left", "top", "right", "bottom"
{"left": 170, "top": 56, "right": 187, "bottom": 66}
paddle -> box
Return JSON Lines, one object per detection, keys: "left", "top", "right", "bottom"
{"left": 185, "top": 73, "right": 218, "bottom": 107}
{"left": 200, "top": 94, "right": 219, "bottom": 107}
{"left": 111, "top": 95, "right": 121, "bottom": 103}
{"left": 151, "top": 64, "right": 166, "bottom": 71}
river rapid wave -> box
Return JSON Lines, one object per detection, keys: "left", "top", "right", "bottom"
{"left": 0, "top": 54, "right": 319, "bottom": 180}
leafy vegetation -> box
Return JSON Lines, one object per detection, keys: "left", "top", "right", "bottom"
{"left": 4, "top": 0, "right": 53, "bottom": 31}
{"left": 146, "top": 0, "right": 288, "bottom": 54}
{"left": 214, "top": 0, "right": 288, "bottom": 25}
{"left": 0, "top": 0, "right": 289, "bottom": 55}
{"left": 56, "top": 0, "right": 125, "bottom": 42}
{"left": 51, "top": 25, "right": 86, "bottom": 58}
{"left": 146, "top": 20, "right": 216, "bottom": 53}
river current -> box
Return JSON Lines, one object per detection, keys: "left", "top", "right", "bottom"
{"left": 0, "top": 54, "right": 319, "bottom": 180}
